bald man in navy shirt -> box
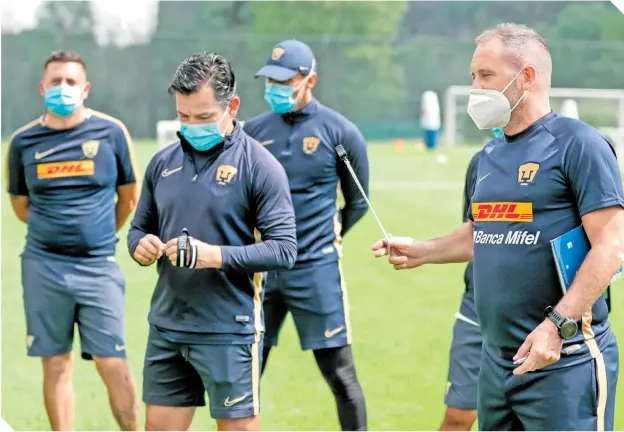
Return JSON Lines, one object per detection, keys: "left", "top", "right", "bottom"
{"left": 374, "top": 24, "right": 621, "bottom": 431}
{"left": 244, "top": 40, "right": 369, "bottom": 431}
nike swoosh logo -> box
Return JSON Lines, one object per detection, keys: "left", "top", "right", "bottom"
{"left": 115, "top": 345, "right": 125, "bottom": 352}
{"left": 224, "top": 394, "right": 248, "bottom": 407}
{"left": 476, "top": 173, "right": 490, "bottom": 185}
{"left": 324, "top": 326, "right": 345, "bottom": 338}
{"left": 259, "top": 140, "right": 274, "bottom": 146}
{"left": 34, "top": 147, "right": 61, "bottom": 160}
{"left": 162, "top": 167, "right": 182, "bottom": 177}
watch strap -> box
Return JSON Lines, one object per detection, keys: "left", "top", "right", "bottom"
{"left": 176, "top": 228, "right": 197, "bottom": 268}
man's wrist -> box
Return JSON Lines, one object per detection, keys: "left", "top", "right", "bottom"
{"left": 544, "top": 306, "right": 579, "bottom": 340}
{"left": 196, "top": 242, "right": 223, "bottom": 269}
{"left": 542, "top": 317, "right": 560, "bottom": 335}
{"left": 420, "top": 239, "right": 435, "bottom": 264}
{"left": 212, "top": 245, "right": 223, "bottom": 269}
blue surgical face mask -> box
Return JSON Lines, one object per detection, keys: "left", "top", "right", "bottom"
{"left": 180, "top": 109, "right": 228, "bottom": 151}
{"left": 263, "top": 63, "right": 315, "bottom": 114}
{"left": 44, "top": 83, "right": 84, "bottom": 117}
{"left": 264, "top": 83, "right": 300, "bottom": 114}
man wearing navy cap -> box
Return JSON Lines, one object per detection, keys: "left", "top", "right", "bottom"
{"left": 244, "top": 40, "right": 369, "bottom": 431}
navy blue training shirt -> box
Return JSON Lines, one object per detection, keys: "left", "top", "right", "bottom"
{"left": 469, "top": 111, "right": 624, "bottom": 369}
{"left": 6, "top": 110, "right": 137, "bottom": 261}
{"left": 462, "top": 150, "right": 481, "bottom": 293}
{"left": 244, "top": 98, "right": 369, "bottom": 265}
{"left": 127, "top": 121, "right": 297, "bottom": 342}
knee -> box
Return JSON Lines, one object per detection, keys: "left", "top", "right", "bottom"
{"left": 440, "top": 407, "right": 477, "bottom": 431}
{"left": 93, "top": 356, "right": 130, "bottom": 375}
{"left": 322, "top": 362, "right": 361, "bottom": 399}
{"left": 93, "top": 357, "right": 135, "bottom": 387}
{"left": 42, "top": 353, "right": 73, "bottom": 382}
{"left": 216, "top": 415, "right": 260, "bottom": 431}
{"left": 144, "top": 420, "right": 160, "bottom": 432}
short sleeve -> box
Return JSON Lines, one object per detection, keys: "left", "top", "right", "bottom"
{"left": 6, "top": 136, "right": 28, "bottom": 196}
{"left": 112, "top": 122, "right": 138, "bottom": 186}
{"left": 463, "top": 151, "right": 481, "bottom": 222}
{"left": 562, "top": 132, "right": 624, "bottom": 216}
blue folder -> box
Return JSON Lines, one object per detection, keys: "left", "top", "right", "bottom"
{"left": 550, "top": 225, "right": 617, "bottom": 311}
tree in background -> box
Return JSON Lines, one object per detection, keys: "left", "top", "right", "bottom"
{"left": 2, "top": 1, "right": 623, "bottom": 139}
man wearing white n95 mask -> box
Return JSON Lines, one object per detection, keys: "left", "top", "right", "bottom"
{"left": 373, "top": 23, "right": 622, "bottom": 431}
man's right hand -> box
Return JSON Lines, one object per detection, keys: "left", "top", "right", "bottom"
{"left": 134, "top": 234, "right": 166, "bottom": 266}
{"left": 371, "top": 237, "right": 431, "bottom": 270}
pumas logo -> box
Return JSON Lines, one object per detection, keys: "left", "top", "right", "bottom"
{"left": 271, "top": 47, "right": 285, "bottom": 61}
{"left": 81, "top": 140, "right": 100, "bottom": 158}
{"left": 216, "top": 165, "right": 238, "bottom": 185}
{"left": 472, "top": 202, "right": 533, "bottom": 222}
{"left": 303, "top": 136, "right": 321, "bottom": 154}
{"left": 518, "top": 162, "right": 540, "bottom": 186}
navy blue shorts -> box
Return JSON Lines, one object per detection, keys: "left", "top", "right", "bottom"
{"left": 444, "top": 292, "right": 482, "bottom": 411}
{"left": 21, "top": 256, "right": 126, "bottom": 360}
{"left": 142, "top": 327, "right": 262, "bottom": 420}
{"left": 263, "top": 260, "right": 351, "bottom": 351}
{"left": 478, "top": 332, "right": 619, "bottom": 431}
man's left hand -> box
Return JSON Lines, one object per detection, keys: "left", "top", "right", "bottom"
{"left": 165, "top": 238, "right": 223, "bottom": 269}
{"left": 512, "top": 319, "right": 563, "bottom": 375}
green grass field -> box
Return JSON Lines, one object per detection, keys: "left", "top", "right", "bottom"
{"left": 2, "top": 141, "right": 623, "bottom": 431}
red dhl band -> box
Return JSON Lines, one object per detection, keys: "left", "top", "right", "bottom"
{"left": 37, "top": 160, "right": 95, "bottom": 179}
{"left": 472, "top": 202, "right": 533, "bottom": 222}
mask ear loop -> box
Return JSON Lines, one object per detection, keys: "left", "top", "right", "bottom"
{"left": 216, "top": 105, "right": 230, "bottom": 136}
{"left": 503, "top": 67, "right": 531, "bottom": 112}
{"left": 290, "top": 59, "right": 316, "bottom": 103}
{"left": 510, "top": 91, "right": 528, "bottom": 111}
{"left": 501, "top": 68, "right": 525, "bottom": 95}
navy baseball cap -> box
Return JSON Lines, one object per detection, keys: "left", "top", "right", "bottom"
{"left": 255, "top": 39, "right": 316, "bottom": 82}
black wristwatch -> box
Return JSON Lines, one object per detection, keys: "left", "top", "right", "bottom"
{"left": 544, "top": 306, "right": 578, "bottom": 340}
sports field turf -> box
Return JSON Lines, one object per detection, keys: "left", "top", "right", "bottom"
{"left": 2, "top": 141, "right": 623, "bottom": 431}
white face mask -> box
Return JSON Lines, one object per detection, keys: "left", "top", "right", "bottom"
{"left": 467, "top": 69, "right": 527, "bottom": 130}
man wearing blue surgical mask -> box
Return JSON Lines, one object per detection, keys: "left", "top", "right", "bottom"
{"left": 128, "top": 52, "right": 297, "bottom": 431}
{"left": 6, "top": 50, "right": 140, "bottom": 430}
{"left": 244, "top": 40, "right": 369, "bottom": 431}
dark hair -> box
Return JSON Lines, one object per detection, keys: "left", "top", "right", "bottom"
{"left": 168, "top": 52, "right": 237, "bottom": 105}
{"left": 44, "top": 50, "right": 86, "bottom": 71}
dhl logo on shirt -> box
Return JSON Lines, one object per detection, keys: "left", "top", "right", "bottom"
{"left": 37, "top": 160, "right": 95, "bottom": 179}
{"left": 472, "top": 202, "right": 533, "bottom": 222}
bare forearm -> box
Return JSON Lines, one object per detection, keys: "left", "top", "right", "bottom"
{"left": 10, "top": 195, "right": 29, "bottom": 223}
{"left": 116, "top": 200, "right": 135, "bottom": 231}
{"left": 15, "top": 210, "right": 28, "bottom": 223}
{"left": 556, "top": 243, "right": 621, "bottom": 320}
{"left": 425, "top": 221, "right": 474, "bottom": 264}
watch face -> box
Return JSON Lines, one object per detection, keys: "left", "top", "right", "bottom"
{"left": 561, "top": 321, "right": 578, "bottom": 340}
